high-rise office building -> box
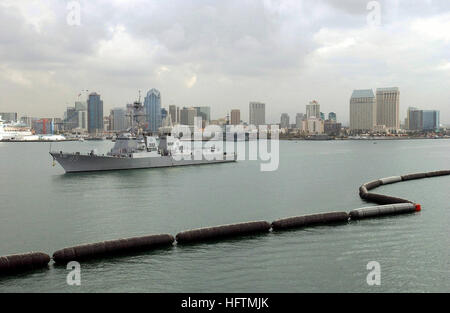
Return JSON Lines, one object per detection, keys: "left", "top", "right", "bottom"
{"left": 409, "top": 109, "right": 423, "bottom": 130}
{"left": 194, "top": 107, "right": 211, "bottom": 123}
{"left": 87, "top": 92, "right": 104, "bottom": 134}
{"left": 328, "top": 112, "right": 337, "bottom": 121}
{"left": 280, "top": 113, "right": 290, "bottom": 129}
{"left": 305, "top": 118, "right": 324, "bottom": 134}
{"left": 180, "top": 107, "right": 197, "bottom": 126}
{"left": 230, "top": 109, "right": 241, "bottom": 125}
{"left": 161, "top": 108, "right": 167, "bottom": 121}
{"left": 306, "top": 101, "right": 320, "bottom": 119}
{"left": 0, "top": 112, "right": 18, "bottom": 122}
{"left": 409, "top": 109, "right": 440, "bottom": 131}
{"left": 295, "top": 113, "right": 305, "bottom": 129}
{"left": 144, "top": 88, "right": 162, "bottom": 132}
{"left": 376, "top": 87, "right": 400, "bottom": 130}
{"left": 169, "top": 105, "right": 178, "bottom": 124}
{"left": 65, "top": 107, "right": 78, "bottom": 130}
{"left": 75, "top": 101, "right": 87, "bottom": 130}
{"left": 110, "top": 108, "right": 127, "bottom": 131}
{"left": 249, "top": 102, "right": 265, "bottom": 126}
{"left": 406, "top": 107, "right": 418, "bottom": 130}
{"left": 349, "top": 89, "right": 376, "bottom": 131}
{"left": 422, "top": 110, "right": 440, "bottom": 130}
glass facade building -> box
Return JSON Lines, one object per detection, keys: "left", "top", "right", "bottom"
{"left": 144, "top": 89, "right": 162, "bottom": 132}
{"left": 87, "top": 92, "right": 104, "bottom": 134}
{"left": 422, "top": 110, "right": 440, "bottom": 130}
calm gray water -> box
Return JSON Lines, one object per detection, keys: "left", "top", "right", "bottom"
{"left": 0, "top": 139, "right": 449, "bottom": 292}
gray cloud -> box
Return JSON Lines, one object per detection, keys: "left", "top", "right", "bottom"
{"left": 0, "top": 0, "right": 449, "bottom": 124}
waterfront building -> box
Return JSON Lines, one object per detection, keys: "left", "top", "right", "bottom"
{"left": 422, "top": 110, "right": 440, "bottom": 130}
{"left": 144, "top": 88, "right": 162, "bottom": 132}
{"left": 65, "top": 107, "right": 78, "bottom": 130}
{"left": 406, "top": 107, "right": 418, "bottom": 130}
{"left": 305, "top": 117, "right": 324, "bottom": 134}
{"left": 328, "top": 112, "right": 337, "bottom": 121}
{"left": 75, "top": 101, "right": 87, "bottom": 130}
{"left": 403, "top": 108, "right": 439, "bottom": 131}
{"left": 249, "top": 102, "right": 265, "bottom": 126}
{"left": 295, "top": 113, "right": 305, "bottom": 129}
{"left": 180, "top": 107, "right": 197, "bottom": 126}
{"left": 230, "top": 109, "right": 241, "bottom": 125}
{"left": 161, "top": 108, "right": 168, "bottom": 121}
{"left": 376, "top": 87, "right": 400, "bottom": 131}
{"left": 280, "top": 113, "right": 290, "bottom": 129}
{"left": 110, "top": 108, "right": 127, "bottom": 131}
{"left": 409, "top": 108, "right": 423, "bottom": 130}
{"left": 349, "top": 89, "right": 376, "bottom": 131}
{"left": 0, "top": 112, "right": 18, "bottom": 123}
{"left": 32, "top": 118, "right": 54, "bottom": 134}
{"left": 19, "top": 116, "right": 36, "bottom": 128}
{"left": 194, "top": 106, "right": 211, "bottom": 123}
{"left": 169, "top": 105, "right": 178, "bottom": 124}
{"left": 87, "top": 92, "right": 104, "bottom": 134}
{"left": 306, "top": 101, "right": 320, "bottom": 119}
{"left": 324, "top": 120, "right": 342, "bottom": 135}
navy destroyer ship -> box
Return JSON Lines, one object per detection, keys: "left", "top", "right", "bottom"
{"left": 50, "top": 98, "right": 236, "bottom": 173}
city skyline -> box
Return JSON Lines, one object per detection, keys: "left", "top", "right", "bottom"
{"left": 0, "top": 1, "right": 449, "bottom": 124}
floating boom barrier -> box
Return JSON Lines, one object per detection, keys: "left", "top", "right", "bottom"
{"left": 0, "top": 252, "right": 50, "bottom": 275}
{"left": 175, "top": 221, "right": 271, "bottom": 244}
{"left": 349, "top": 203, "right": 420, "bottom": 220}
{"left": 272, "top": 212, "right": 349, "bottom": 230}
{"left": 1, "top": 169, "right": 449, "bottom": 276}
{"left": 52, "top": 234, "right": 174, "bottom": 264}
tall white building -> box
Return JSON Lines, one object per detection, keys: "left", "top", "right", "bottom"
{"left": 376, "top": 87, "right": 400, "bottom": 131}
{"left": 306, "top": 100, "right": 320, "bottom": 119}
{"left": 249, "top": 102, "right": 265, "bottom": 126}
{"left": 350, "top": 89, "right": 376, "bottom": 131}
{"left": 303, "top": 118, "right": 324, "bottom": 134}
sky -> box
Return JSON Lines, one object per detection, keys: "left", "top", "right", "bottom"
{"left": 0, "top": 0, "right": 449, "bottom": 125}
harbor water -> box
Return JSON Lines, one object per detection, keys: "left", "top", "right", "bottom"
{"left": 0, "top": 139, "right": 449, "bottom": 292}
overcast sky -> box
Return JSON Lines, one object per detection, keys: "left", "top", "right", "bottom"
{"left": 0, "top": 0, "right": 449, "bottom": 125}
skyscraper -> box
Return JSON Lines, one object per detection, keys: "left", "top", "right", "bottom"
{"left": 110, "top": 108, "right": 127, "bottom": 131}
{"left": 161, "top": 108, "right": 167, "bottom": 121}
{"left": 328, "top": 112, "right": 337, "bottom": 121}
{"left": 295, "top": 113, "right": 305, "bottom": 129}
{"left": 376, "top": 87, "right": 400, "bottom": 131}
{"left": 422, "top": 110, "right": 440, "bottom": 130}
{"left": 65, "top": 106, "right": 78, "bottom": 130}
{"left": 349, "top": 89, "right": 376, "bottom": 131}
{"left": 406, "top": 107, "right": 418, "bottom": 130}
{"left": 169, "top": 105, "right": 178, "bottom": 124}
{"left": 180, "top": 107, "right": 197, "bottom": 126}
{"left": 249, "top": 102, "right": 265, "bottom": 126}
{"left": 75, "top": 101, "right": 87, "bottom": 130}
{"left": 144, "top": 88, "right": 161, "bottom": 132}
{"left": 409, "top": 109, "right": 423, "bottom": 130}
{"left": 230, "top": 109, "right": 241, "bottom": 125}
{"left": 306, "top": 101, "right": 320, "bottom": 119}
{"left": 0, "top": 112, "right": 18, "bottom": 123}
{"left": 87, "top": 92, "right": 104, "bottom": 134}
{"left": 280, "top": 113, "right": 290, "bottom": 129}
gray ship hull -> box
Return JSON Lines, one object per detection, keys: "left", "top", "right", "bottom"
{"left": 50, "top": 152, "right": 236, "bottom": 173}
